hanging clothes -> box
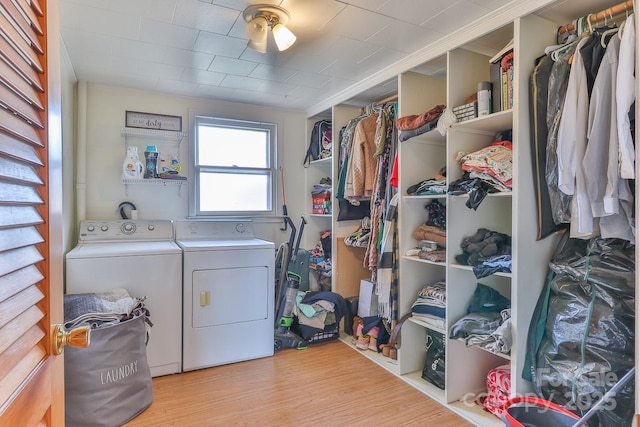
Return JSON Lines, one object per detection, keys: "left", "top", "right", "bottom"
{"left": 344, "top": 113, "right": 379, "bottom": 203}
{"left": 364, "top": 103, "right": 397, "bottom": 274}
{"left": 530, "top": 53, "right": 564, "bottom": 240}
{"left": 545, "top": 14, "right": 636, "bottom": 242}
{"left": 616, "top": 14, "right": 636, "bottom": 179}
{"left": 557, "top": 36, "right": 600, "bottom": 239}
{"left": 546, "top": 43, "right": 576, "bottom": 225}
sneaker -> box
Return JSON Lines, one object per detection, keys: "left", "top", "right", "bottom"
{"left": 355, "top": 323, "right": 370, "bottom": 350}
{"left": 368, "top": 326, "right": 379, "bottom": 352}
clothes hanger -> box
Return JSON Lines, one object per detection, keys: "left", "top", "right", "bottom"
{"left": 618, "top": 3, "right": 630, "bottom": 40}
{"left": 600, "top": 10, "right": 619, "bottom": 48}
{"left": 568, "top": 15, "right": 590, "bottom": 64}
{"left": 600, "top": 27, "right": 619, "bottom": 47}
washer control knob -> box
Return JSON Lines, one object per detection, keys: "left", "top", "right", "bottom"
{"left": 235, "top": 223, "right": 246, "bottom": 233}
{"left": 100, "top": 225, "right": 109, "bottom": 232}
{"left": 148, "top": 224, "right": 155, "bottom": 231}
{"left": 121, "top": 222, "right": 136, "bottom": 235}
{"left": 87, "top": 225, "right": 95, "bottom": 232}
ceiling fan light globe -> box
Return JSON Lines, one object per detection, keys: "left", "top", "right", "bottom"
{"left": 245, "top": 16, "right": 268, "bottom": 42}
{"left": 272, "top": 23, "right": 296, "bottom": 51}
{"left": 247, "top": 38, "right": 267, "bottom": 53}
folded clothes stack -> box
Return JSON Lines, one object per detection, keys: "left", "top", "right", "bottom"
{"left": 411, "top": 280, "right": 446, "bottom": 331}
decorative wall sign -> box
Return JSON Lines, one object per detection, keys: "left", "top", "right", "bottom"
{"left": 125, "top": 111, "right": 182, "bottom": 131}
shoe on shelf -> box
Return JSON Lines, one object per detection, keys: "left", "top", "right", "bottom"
{"left": 354, "top": 323, "right": 370, "bottom": 350}
{"left": 368, "top": 326, "right": 379, "bottom": 352}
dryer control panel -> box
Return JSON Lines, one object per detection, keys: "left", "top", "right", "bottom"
{"left": 78, "top": 220, "right": 174, "bottom": 242}
{"left": 175, "top": 220, "right": 255, "bottom": 240}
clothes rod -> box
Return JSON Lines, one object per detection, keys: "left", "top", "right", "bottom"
{"left": 374, "top": 94, "right": 398, "bottom": 106}
{"left": 558, "top": 0, "right": 633, "bottom": 34}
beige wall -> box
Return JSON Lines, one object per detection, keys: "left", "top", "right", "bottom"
{"left": 71, "top": 82, "right": 306, "bottom": 246}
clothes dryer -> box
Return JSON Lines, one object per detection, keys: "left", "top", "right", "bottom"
{"left": 65, "top": 220, "right": 182, "bottom": 377}
{"left": 176, "top": 220, "right": 274, "bottom": 371}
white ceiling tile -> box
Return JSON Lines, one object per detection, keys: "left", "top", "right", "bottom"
{"left": 319, "top": 36, "right": 382, "bottom": 63}
{"left": 137, "top": 61, "right": 185, "bottom": 81}
{"left": 60, "top": 28, "right": 113, "bottom": 54}
{"left": 67, "top": 5, "right": 140, "bottom": 40}
{"left": 367, "top": 19, "right": 444, "bottom": 53}
{"left": 339, "top": 0, "right": 388, "bottom": 9}
{"left": 286, "top": 85, "right": 329, "bottom": 103}
{"left": 109, "top": 38, "right": 167, "bottom": 62}
{"left": 467, "top": 0, "right": 512, "bottom": 10}
{"left": 357, "top": 47, "right": 408, "bottom": 69}
{"left": 107, "top": 0, "right": 177, "bottom": 23}
{"left": 196, "top": 84, "right": 239, "bottom": 99}
{"left": 173, "top": 1, "right": 240, "bottom": 35}
{"left": 154, "top": 78, "right": 201, "bottom": 96}
{"left": 211, "top": 0, "right": 248, "bottom": 10}
{"left": 163, "top": 47, "right": 215, "bottom": 70}
{"left": 254, "top": 80, "right": 297, "bottom": 96}
{"left": 318, "top": 59, "right": 375, "bottom": 81}
{"left": 421, "top": 1, "right": 491, "bottom": 33}
{"left": 181, "top": 68, "right": 226, "bottom": 85}
{"left": 322, "top": 5, "right": 393, "bottom": 41}
{"left": 220, "top": 74, "right": 263, "bottom": 90}
{"left": 71, "top": 51, "right": 141, "bottom": 77}
{"left": 140, "top": 18, "right": 199, "bottom": 50}
{"left": 318, "top": 77, "right": 356, "bottom": 92}
{"left": 284, "top": 71, "right": 332, "bottom": 88}
{"left": 248, "top": 64, "right": 298, "bottom": 83}
{"left": 377, "top": 0, "right": 445, "bottom": 26}
{"left": 283, "top": 53, "right": 337, "bottom": 75}
{"left": 281, "top": 0, "right": 346, "bottom": 32}
{"left": 193, "top": 31, "right": 247, "bottom": 57}
{"left": 208, "top": 56, "right": 258, "bottom": 76}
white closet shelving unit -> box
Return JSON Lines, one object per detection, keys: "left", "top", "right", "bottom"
{"left": 303, "top": 1, "right": 635, "bottom": 426}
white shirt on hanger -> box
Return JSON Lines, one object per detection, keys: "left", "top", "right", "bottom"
{"left": 616, "top": 14, "right": 636, "bottom": 180}
{"left": 557, "top": 36, "right": 599, "bottom": 238}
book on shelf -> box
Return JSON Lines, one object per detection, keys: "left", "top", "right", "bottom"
{"left": 489, "top": 38, "right": 514, "bottom": 64}
{"left": 492, "top": 48, "right": 514, "bottom": 113}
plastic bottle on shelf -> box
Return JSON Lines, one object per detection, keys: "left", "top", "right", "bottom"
{"left": 144, "top": 145, "right": 159, "bottom": 179}
{"left": 170, "top": 154, "right": 182, "bottom": 175}
{"left": 477, "top": 81, "right": 492, "bottom": 116}
{"left": 122, "top": 146, "right": 144, "bottom": 180}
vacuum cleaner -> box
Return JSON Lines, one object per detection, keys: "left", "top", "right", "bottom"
{"left": 274, "top": 216, "right": 308, "bottom": 351}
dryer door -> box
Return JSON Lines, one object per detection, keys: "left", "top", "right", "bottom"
{"left": 192, "top": 266, "right": 269, "bottom": 327}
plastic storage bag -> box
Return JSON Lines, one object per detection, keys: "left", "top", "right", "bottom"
{"left": 525, "top": 234, "right": 635, "bottom": 427}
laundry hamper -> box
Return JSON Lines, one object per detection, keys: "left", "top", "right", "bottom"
{"left": 64, "top": 291, "right": 153, "bottom": 427}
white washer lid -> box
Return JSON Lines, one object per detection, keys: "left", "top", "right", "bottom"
{"left": 177, "top": 238, "right": 274, "bottom": 252}
{"left": 66, "top": 241, "right": 181, "bottom": 258}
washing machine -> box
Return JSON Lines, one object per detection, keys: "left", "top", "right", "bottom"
{"left": 176, "top": 220, "right": 275, "bottom": 371}
{"left": 65, "top": 220, "right": 182, "bottom": 377}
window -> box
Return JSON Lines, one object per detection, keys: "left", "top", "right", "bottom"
{"left": 190, "top": 115, "right": 276, "bottom": 217}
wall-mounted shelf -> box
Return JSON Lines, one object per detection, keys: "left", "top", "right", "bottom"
{"left": 121, "top": 177, "right": 187, "bottom": 196}
{"left": 120, "top": 127, "right": 188, "bottom": 196}
{"left": 121, "top": 178, "right": 187, "bottom": 186}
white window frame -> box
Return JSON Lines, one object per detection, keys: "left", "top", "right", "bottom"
{"left": 189, "top": 114, "right": 277, "bottom": 217}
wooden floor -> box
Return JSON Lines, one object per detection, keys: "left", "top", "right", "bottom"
{"left": 124, "top": 340, "right": 472, "bottom": 427}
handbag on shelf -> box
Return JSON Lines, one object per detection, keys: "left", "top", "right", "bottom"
{"left": 337, "top": 198, "right": 371, "bottom": 221}
{"left": 422, "top": 329, "right": 446, "bottom": 390}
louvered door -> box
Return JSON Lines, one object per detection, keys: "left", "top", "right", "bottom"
{"left": 0, "top": 0, "right": 65, "bottom": 426}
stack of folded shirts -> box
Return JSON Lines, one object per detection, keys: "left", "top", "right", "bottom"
{"left": 411, "top": 281, "right": 446, "bottom": 330}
